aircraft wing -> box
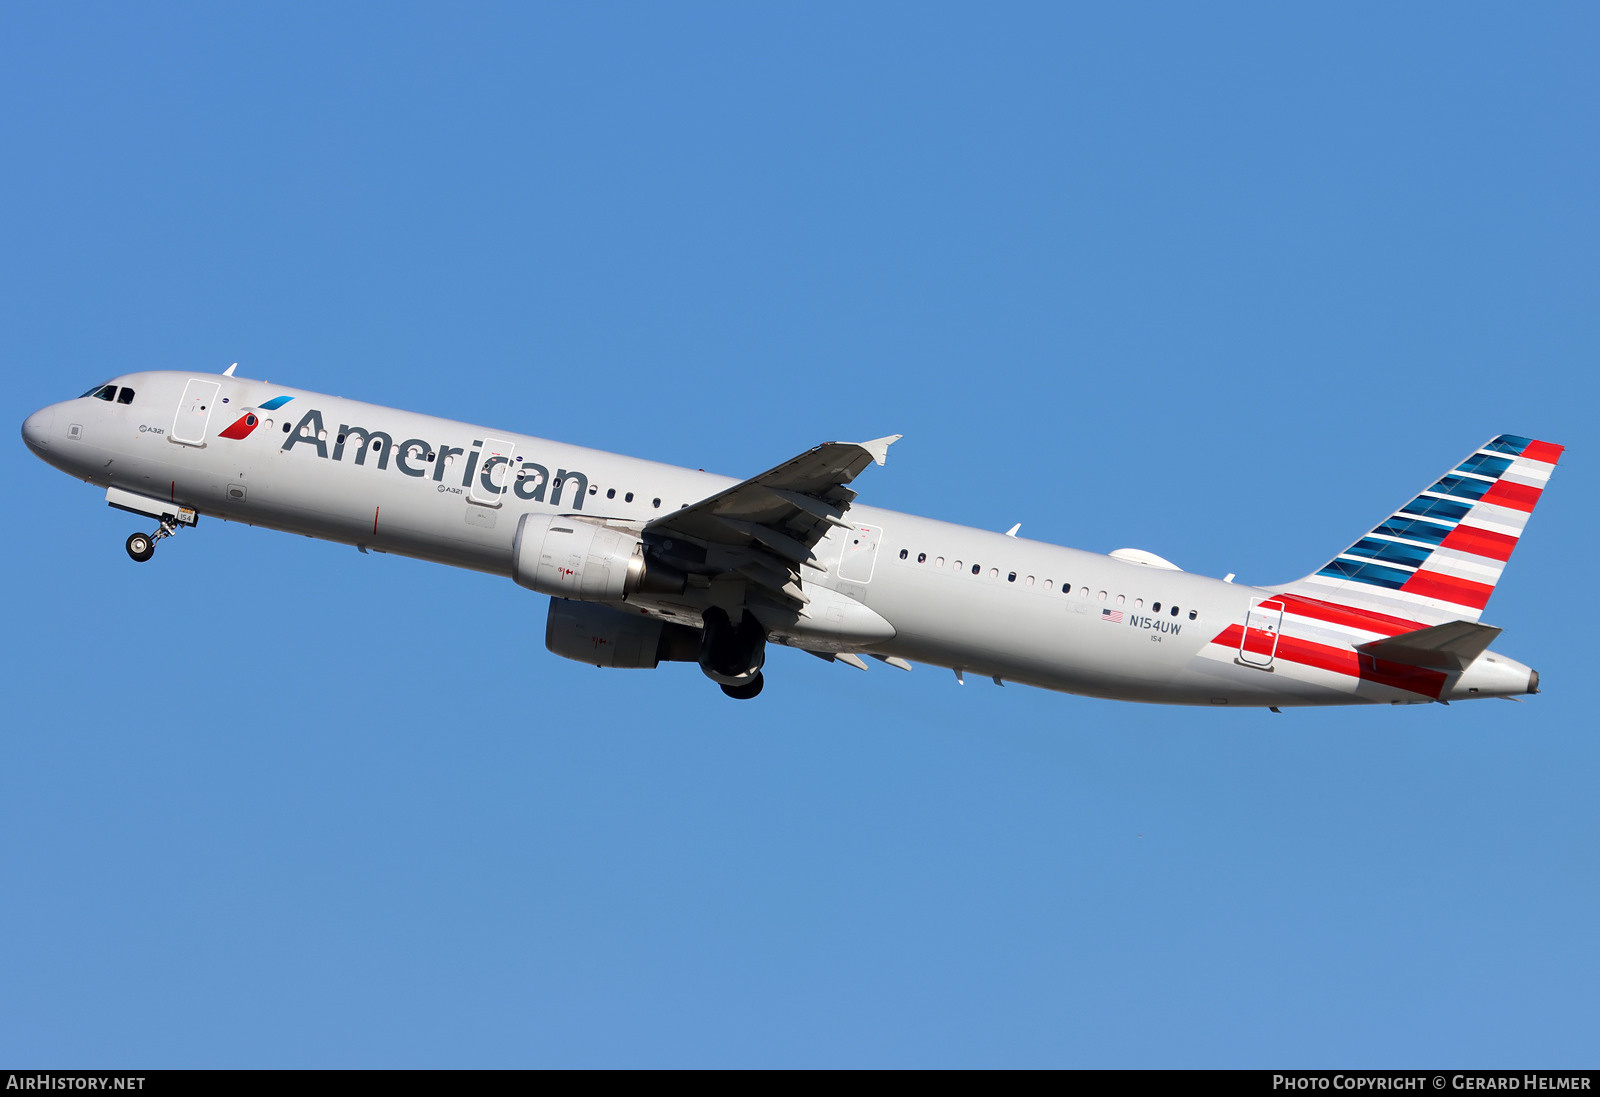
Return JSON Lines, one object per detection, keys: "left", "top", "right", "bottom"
{"left": 644, "top": 435, "right": 900, "bottom": 603}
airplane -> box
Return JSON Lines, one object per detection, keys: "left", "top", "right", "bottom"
{"left": 22, "top": 366, "right": 1561, "bottom": 707}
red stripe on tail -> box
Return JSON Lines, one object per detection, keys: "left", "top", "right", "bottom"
{"left": 1520, "top": 440, "right": 1564, "bottom": 465}
{"left": 1400, "top": 570, "right": 1493, "bottom": 610}
{"left": 1211, "top": 624, "right": 1446, "bottom": 699}
{"left": 1270, "top": 594, "right": 1428, "bottom": 636}
{"left": 1479, "top": 479, "right": 1542, "bottom": 513}
{"left": 1438, "top": 524, "right": 1518, "bottom": 563}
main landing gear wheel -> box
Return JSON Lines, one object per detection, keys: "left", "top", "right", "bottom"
{"left": 720, "top": 674, "right": 764, "bottom": 700}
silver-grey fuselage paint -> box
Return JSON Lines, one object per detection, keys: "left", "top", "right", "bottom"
{"left": 23, "top": 371, "right": 1536, "bottom": 707}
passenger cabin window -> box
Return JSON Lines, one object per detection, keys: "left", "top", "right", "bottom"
{"left": 116, "top": 388, "right": 135, "bottom": 405}
{"left": 625, "top": 492, "right": 634, "bottom": 502}
{"left": 899, "top": 549, "right": 908, "bottom": 560}
{"left": 917, "top": 553, "right": 926, "bottom": 563}
{"left": 1152, "top": 602, "right": 1161, "bottom": 613}
{"left": 1188, "top": 610, "right": 1198, "bottom": 620}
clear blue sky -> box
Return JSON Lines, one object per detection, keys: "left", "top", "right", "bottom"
{"left": 3, "top": 3, "right": 1595, "bottom": 1068}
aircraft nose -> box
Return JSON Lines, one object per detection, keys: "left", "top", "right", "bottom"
{"left": 21, "top": 406, "right": 56, "bottom": 453}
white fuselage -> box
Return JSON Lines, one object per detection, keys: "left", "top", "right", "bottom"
{"left": 22, "top": 371, "right": 1538, "bottom": 707}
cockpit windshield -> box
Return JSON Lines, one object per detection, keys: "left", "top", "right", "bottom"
{"left": 79, "top": 383, "right": 135, "bottom": 404}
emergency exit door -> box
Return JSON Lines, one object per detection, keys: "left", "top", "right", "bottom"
{"left": 838, "top": 524, "right": 883, "bottom": 583}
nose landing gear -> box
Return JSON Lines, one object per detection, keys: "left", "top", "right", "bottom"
{"left": 125, "top": 516, "right": 181, "bottom": 563}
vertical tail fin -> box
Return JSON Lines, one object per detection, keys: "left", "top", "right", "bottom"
{"left": 1277, "top": 434, "right": 1563, "bottom": 626}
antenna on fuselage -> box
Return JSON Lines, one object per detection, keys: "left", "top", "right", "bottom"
{"left": 223, "top": 363, "right": 238, "bottom": 377}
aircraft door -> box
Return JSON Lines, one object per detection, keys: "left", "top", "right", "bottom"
{"left": 470, "top": 437, "right": 517, "bottom": 506}
{"left": 838, "top": 524, "right": 883, "bottom": 583}
{"left": 1239, "top": 598, "right": 1285, "bottom": 668}
{"left": 170, "top": 379, "right": 221, "bottom": 447}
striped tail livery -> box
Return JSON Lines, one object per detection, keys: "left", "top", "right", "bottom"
{"left": 1279, "top": 434, "right": 1562, "bottom": 625}
{"left": 1208, "top": 434, "right": 1565, "bottom": 705}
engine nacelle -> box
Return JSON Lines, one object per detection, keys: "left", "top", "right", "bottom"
{"left": 513, "top": 514, "right": 685, "bottom": 601}
{"left": 545, "top": 598, "right": 700, "bottom": 669}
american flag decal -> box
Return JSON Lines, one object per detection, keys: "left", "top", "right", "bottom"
{"left": 1101, "top": 609, "right": 1124, "bottom": 623}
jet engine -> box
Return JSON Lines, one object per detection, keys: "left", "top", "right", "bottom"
{"left": 513, "top": 514, "right": 685, "bottom": 601}
{"left": 545, "top": 598, "right": 700, "bottom": 669}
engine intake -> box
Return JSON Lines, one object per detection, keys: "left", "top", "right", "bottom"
{"left": 513, "top": 514, "right": 686, "bottom": 601}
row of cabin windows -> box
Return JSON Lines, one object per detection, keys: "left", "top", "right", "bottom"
{"left": 84, "top": 384, "right": 135, "bottom": 405}
{"left": 895, "top": 547, "right": 1199, "bottom": 620}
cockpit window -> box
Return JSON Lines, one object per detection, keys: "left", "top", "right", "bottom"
{"left": 82, "top": 383, "right": 117, "bottom": 400}
{"left": 117, "top": 387, "right": 135, "bottom": 405}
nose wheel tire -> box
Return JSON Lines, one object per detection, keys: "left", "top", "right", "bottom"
{"left": 126, "top": 532, "right": 155, "bottom": 562}
{"left": 720, "top": 673, "right": 764, "bottom": 700}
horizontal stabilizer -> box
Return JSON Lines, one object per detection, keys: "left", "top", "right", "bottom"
{"left": 1355, "top": 620, "right": 1502, "bottom": 671}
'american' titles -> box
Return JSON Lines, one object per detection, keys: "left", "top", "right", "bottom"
{"left": 280, "top": 407, "right": 590, "bottom": 509}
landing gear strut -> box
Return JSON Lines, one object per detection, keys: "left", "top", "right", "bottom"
{"left": 125, "top": 516, "right": 180, "bottom": 563}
